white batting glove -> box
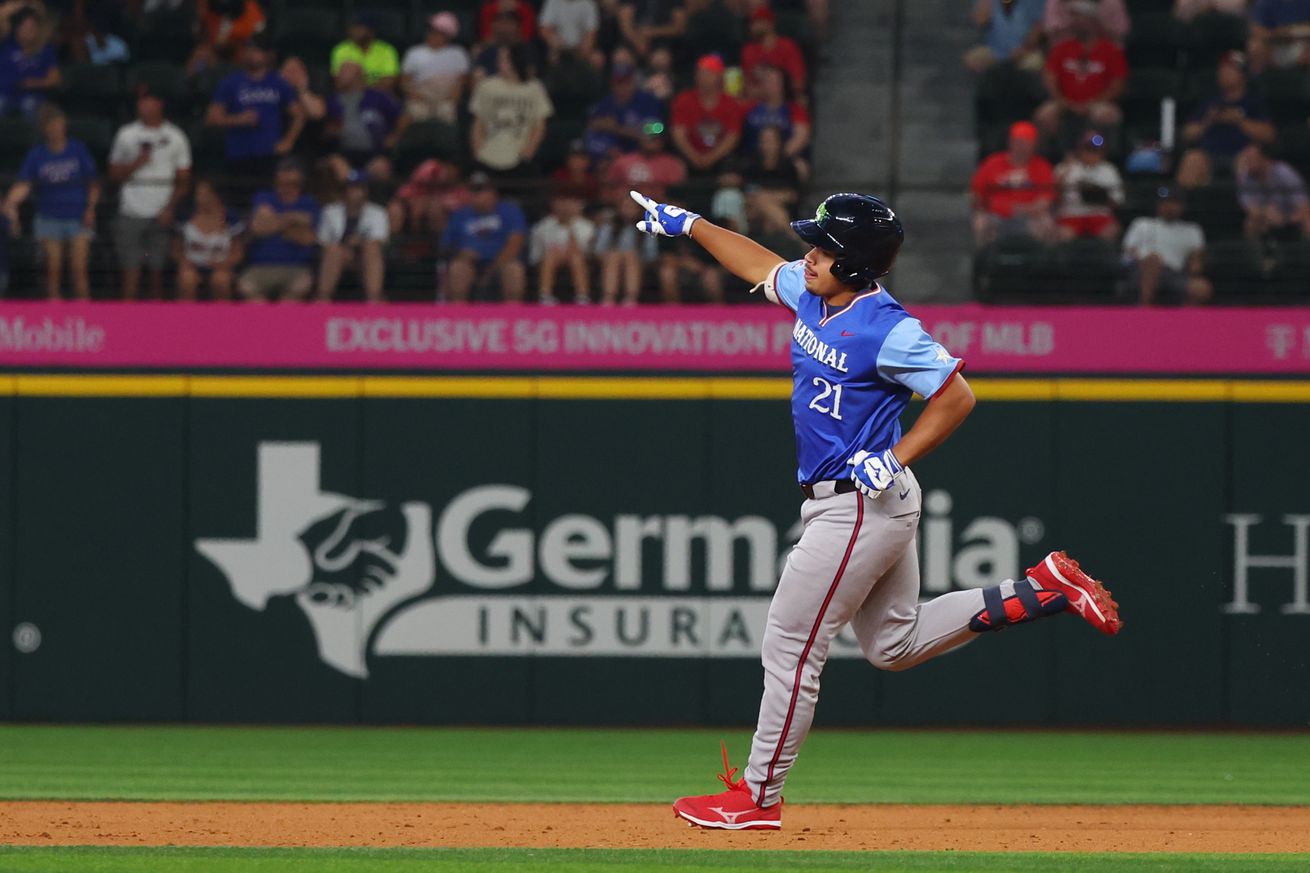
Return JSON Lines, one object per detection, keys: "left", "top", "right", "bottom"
{"left": 847, "top": 448, "right": 904, "bottom": 499}
{"left": 630, "top": 189, "right": 700, "bottom": 237}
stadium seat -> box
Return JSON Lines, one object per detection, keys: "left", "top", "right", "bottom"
{"left": 539, "top": 117, "right": 587, "bottom": 167}
{"left": 58, "top": 63, "right": 125, "bottom": 118}
{"left": 188, "top": 120, "right": 229, "bottom": 176}
{"left": 973, "top": 236, "right": 1050, "bottom": 300}
{"left": 1184, "top": 12, "right": 1248, "bottom": 71}
{"left": 1257, "top": 68, "right": 1310, "bottom": 126}
{"left": 65, "top": 116, "right": 115, "bottom": 168}
{"left": 275, "top": 8, "right": 344, "bottom": 60}
{"left": 1267, "top": 240, "right": 1310, "bottom": 298}
{"left": 666, "top": 181, "right": 715, "bottom": 218}
{"left": 1180, "top": 69, "right": 1217, "bottom": 118}
{"left": 1122, "top": 68, "right": 1182, "bottom": 131}
{"left": 416, "top": 0, "right": 482, "bottom": 14}
{"left": 1048, "top": 238, "right": 1122, "bottom": 299}
{"left": 1125, "top": 16, "right": 1184, "bottom": 70}
{"left": 393, "top": 119, "right": 462, "bottom": 175}
{"left": 1205, "top": 238, "right": 1265, "bottom": 300}
{"left": 0, "top": 116, "right": 36, "bottom": 169}
{"left": 279, "top": 0, "right": 351, "bottom": 12}
{"left": 134, "top": 12, "right": 195, "bottom": 65}
{"left": 1276, "top": 125, "right": 1310, "bottom": 179}
{"left": 681, "top": 3, "right": 745, "bottom": 67}
{"left": 190, "top": 64, "right": 237, "bottom": 103}
{"left": 364, "top": 9, "right": 410, "bottom": 50}
{"left": 1128, "top": 0, "right": 1174, "bottom": 13}
{"left": 306, "top": 64, "right": 332, "bottom": 96}
{"left": 544, "top": 56, "right": 606, "bottom": 122}
{"left": 974, "top": 64, "right": 1044, "bottom": 131}
{"left": 1187, "top": 183, "right": 1242, "bottom": 241}
{"left": 126, "top": 62, "right": 192, "bottom": 117}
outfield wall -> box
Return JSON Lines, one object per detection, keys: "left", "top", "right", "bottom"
{"left": 1, "top": 374, "right": 1308, "bottom": 727}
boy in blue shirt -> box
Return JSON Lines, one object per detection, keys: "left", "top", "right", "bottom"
{"left": 584, "top": 64, "right": 664, "bottom": 159}
{"left": 3, "top": 106, "right": 100, "bottom": 299}
{"left": 440, "top": 173, "right": 527, "bottom": 301}
{"left": 237, "top": 159, "right": 319, "bottom": 300}
{"left": 206, "top": 35, "right": 304, "bottom": 181}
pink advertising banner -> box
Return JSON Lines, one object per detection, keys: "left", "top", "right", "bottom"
{"left": 1, "top": 302, "right": 1309, "bottom": 373}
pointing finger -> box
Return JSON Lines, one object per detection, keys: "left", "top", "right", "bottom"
{"left": 629, "top": 190, "right": 657, "bottom": 214}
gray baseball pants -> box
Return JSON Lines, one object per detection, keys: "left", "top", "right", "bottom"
{"left": 743, "top": 470, "right": 1021, "bottom": 808}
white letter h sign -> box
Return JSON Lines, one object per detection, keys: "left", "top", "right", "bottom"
{"left": 1224, "top": 514, "right": 1310, "bottom": 614}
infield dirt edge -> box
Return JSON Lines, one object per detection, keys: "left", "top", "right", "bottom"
{"left": 2, "top": 801, "right": 1308, "bottom": 853}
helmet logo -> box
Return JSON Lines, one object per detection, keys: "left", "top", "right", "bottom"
{"left": 816, "top": 202, "right": 829, "bottom": 223}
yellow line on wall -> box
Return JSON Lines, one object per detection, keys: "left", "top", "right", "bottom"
{"left": 1, "top": 375, "right": 1310, "bottom": 401}
{"left": 15, "top": 375, "right": 190, "bottom": 396}
{"left": 190, "top": 376, "right": 364, "bottom": 398}
{"left": 1229, "top": 381, "right": 1310, "bottom": 402}
{"left": 364, "top": 376, "right": 536, "bottom": 398}
{"left": 1055, "top": 379, "right": 1232, "bottom": 402}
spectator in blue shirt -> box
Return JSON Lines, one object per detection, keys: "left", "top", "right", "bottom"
{"left": 1248, "top": 0, "right": 1310, "bottom": 71}
{"left": 325, "top": 60, "right": 408, "bottom": 184}
{"left": 83, "top": 10, "right": 131, "bottom": 66}
{"left": 205, "top": 35, "right": 305, "bottom": 182}
{"left": 743, "top": 65, "right": 811, "bottom": 163}
{"left": 584, "top": 63, "right": 664, "bottom": 159}
{"left": 237, "top": 158, "right": 320, "bottom": 301}
{"left": 0, "top": 7, "right": 60, "bottom": 118}
{"left": 440, "top": 173, "right": 527, "bottom": 301}
{"left": 3, "top": 105, "right": 100, "bottom": 300}
{"left": 1177, "top": 51, "right": 1276, "bottom": 188}
{"left": 963, "top": 0, "right": 1045, "bottom": 73}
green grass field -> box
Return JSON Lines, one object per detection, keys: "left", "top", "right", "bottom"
{"left": 2, "top": 848, "right": 1310, "bottom": 873}
{"left": 2, "top": 726, "right": 1308, "bottom": 872}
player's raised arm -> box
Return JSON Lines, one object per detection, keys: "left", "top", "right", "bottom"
{"left": 629, "top": 189, "right": 784, "bottom": 287}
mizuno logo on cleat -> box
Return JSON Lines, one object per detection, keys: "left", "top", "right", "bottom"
{"left": 708, "top": 808, "right": 748, "bottom": 824}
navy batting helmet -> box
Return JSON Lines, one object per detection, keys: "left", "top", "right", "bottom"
{"left": 790, "top": 193, "right": 904, "bottom": 285}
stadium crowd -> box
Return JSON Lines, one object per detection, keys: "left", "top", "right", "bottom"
{"left": 0, "top": 0, "right": 823, "bottom": 302}
{"left": 968, "top": 0, "right": 1310, "bottom": 303}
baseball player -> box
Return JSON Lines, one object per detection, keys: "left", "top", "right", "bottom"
{"left": 629, "top": 189, "right": 1123, "bottom": 831}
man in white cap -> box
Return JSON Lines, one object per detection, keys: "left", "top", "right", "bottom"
{"left": 401, "top": 12, "right": 471, "bottom": 123}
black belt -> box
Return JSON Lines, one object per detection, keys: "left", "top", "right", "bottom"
{"left": 800, "top": 479, "right": 858, "bottom": 500}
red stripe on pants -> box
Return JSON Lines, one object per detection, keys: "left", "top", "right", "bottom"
{"left": 757, "top": 492, "right": 864, "bottom": 807}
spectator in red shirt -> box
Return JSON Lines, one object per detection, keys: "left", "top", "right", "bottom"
{"left": 478, "top": 0, "right": 537, "bottom": 44}
{"left": 741, "top": 6, "right": 807, "bottom": 97}
{"left": 1034, "top": 1, "right": 1126, "bottom": 146}
{"left": 598, "top": 126, "right": 687, "bottom": 304}
{"left": 970, "top": 121, "right": 1057, "bottom": 245}
{"left": 551, "top": 139, "right": 601, "bottom": 203}
{"left": 670, "top": 53, "right": 745, "bottom": 175}
{"left": 606, "top": 124, "right": 687, "bottom": 201}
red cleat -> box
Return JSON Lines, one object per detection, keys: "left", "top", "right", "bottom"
{"left": 1027, "top": 550, "right": 1123, "bottom": 636}
{"left": 672, "top": 743, "right": 781, "bottom": 830}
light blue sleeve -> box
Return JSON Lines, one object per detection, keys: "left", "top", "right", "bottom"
{"left": 761, "top": 259, "right": 805, "bottom": 311}
{"left": 876, "top": 318, "right": 963, "bottom": 398}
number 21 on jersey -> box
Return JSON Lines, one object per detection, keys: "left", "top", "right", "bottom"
{"left": 809, "top": 377, "right": 843, "bottom": 420}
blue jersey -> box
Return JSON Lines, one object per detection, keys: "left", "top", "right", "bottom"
{"left": 762, "top": 260, "right": 963, "bottom": 484}
{"left": 247, "top": 190, "right": 320, "bottom": 266}
{"left": 18, "top": 139, "right": 97, "bottom": 221}
{"left": 212, "top": 71, "right": 297, "bottom": 160}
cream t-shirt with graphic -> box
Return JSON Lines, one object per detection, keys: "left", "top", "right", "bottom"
{"left": 470, "top": 77, "right": 554, "bottom": 170}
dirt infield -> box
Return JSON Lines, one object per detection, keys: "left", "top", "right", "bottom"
{"left": 3, "top": 802, "right": 1310, "bottom": 853}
